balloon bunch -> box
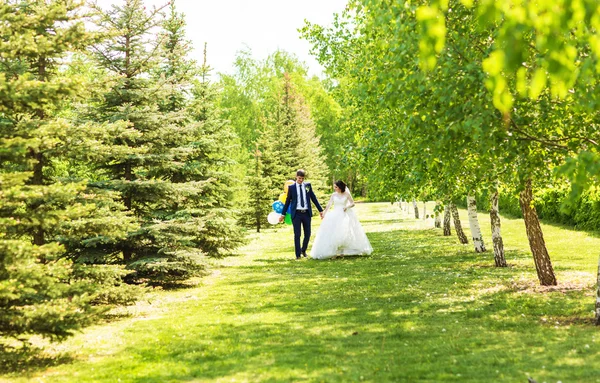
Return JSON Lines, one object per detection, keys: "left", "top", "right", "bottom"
{"left": 267, "top": 180, "right": 295, "bottom": 225}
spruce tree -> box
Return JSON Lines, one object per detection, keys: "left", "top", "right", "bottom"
{"left": 184, "top": 45, "right": 246, "bottom": 255}
{"left": 248, "top": 73, "right": 330, "bottom": 231}
{"left": 269, "top": 73, "right": 329, "bottom": 194}
{"left": 0, "top": 0, "right": 138, "bottom": 343}
{"left": 242, "top": 134, "right": 275, "bottom": 233}
{"left": 87, "top": 0, "right": 244, "bottom": 282}
{"left": 151, "top": 3, "right": 245, "bottom": 264}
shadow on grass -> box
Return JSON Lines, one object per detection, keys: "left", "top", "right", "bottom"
{"left": 0, "top": 344, "right": 73, "bottom": 375}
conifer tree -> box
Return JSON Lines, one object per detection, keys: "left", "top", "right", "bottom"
{"left": 249, "top": 73, "right": 330, "bottom": 232}
{"left": 87, "top": 0, "right": 244, "bottom": 281}
{"left": 269, "top": 73, "right": 329, "bottom": 194}
{"left": 0, "top": 0, "right": 138, "bottom": 343}
{"left": 184, "top": 44, "right": 246, "bottom": 255}
{"left": 242, "top": 130, "right": 276, "bottom": 232}
{"left": 86, "top": 0, "right": 183, "bottom": 280}
{"left": 150, "top": 3, "right": 245, "bottom": 262}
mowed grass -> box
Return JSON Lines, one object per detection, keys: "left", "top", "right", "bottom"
{"left": 3, "top": 202, "right": 600, "bottom": 382}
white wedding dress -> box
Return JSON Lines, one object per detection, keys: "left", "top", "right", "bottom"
{"left": 310, "top": 190, "right": 373, "bottom": 259}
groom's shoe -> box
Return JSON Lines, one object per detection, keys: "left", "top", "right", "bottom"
{"left": 302, "top": 251, "right": 307, "bottom": 258}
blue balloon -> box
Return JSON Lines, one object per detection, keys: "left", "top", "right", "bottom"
{"left": 272, "top": 200, "right": 284, "bottom": 214}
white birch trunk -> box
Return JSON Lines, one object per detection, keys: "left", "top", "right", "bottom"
{"left": 467, "top": 195, "right": 486, "bottom": 253}
{"left": 400, "top": 199, "right": 405, "bottom": 213}
{"left": 443, "top": 204, "right": 451, "bottom": 235}
{"left": 413, "top": 199, "right": 419, "bottom": 219}
{"left": 450, "top": 203, "right": 469, "bottom": 244}
{"left": 596, "top": 255, "right": 600, "bottom": 325}
{"left": 423, "top": 202, "right": 426, "bottom": 220}
{"left": 489, "top": 190, "right": 507, "bottom": 267}
{"left": 434, "top": 202, "right": 442, "bottom": 228}
{"left": 412, "top": 199, "right": 419, "bottom": 219}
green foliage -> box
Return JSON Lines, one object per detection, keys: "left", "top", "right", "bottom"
{"left": 70, "top": 264, "right": 144, "bottom": 306}
{"left": 413, "top": 0, "right": 600, "bottom": 196}
{"left": 239, "top": 146, "right": 274, "bottom": 232}
{"left": 496, "top": 185, "right": 600, "bottom": 231}
{"left": 84, "top": 0, "right": 245, "bottom": 282}
{"left": 220, "top": 50, "right": 332, "bottom": 230}
{"left": 1, "top": 0, "right": 247, "bottom": 345}
{"left": 302, "top": 0, "right": 599, "bottom": 214}
{"left": 0, "top": 0, "right": 141, "bottom": 344}
{"left": 0, "top": 241, "right": 97, "bottom": 341}
{"left": 257, "top": 73, "right": 330, "bottom": 199}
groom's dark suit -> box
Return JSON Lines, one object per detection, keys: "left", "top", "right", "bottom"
{"left": 281, "top": 182, "right": 323, "bottom": 259}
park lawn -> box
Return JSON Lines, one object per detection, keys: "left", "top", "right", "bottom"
{"left": 2, "top": 202, "right": 600, "bottom": 382}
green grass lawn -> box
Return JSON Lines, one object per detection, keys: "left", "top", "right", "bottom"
{"left": 3, "top": 202, "right": 600, "bottom": 382}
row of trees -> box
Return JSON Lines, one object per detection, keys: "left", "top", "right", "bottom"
{"left": 301, "top": 0, "right": 600, "bottom": 288}
{"left": 217, "top": 50, "right": 346, "bottom": 231}
{"left": 1, "top": 0, "right": 344, "bottom": 346}
{"left": 0, "top": 0, "right": 246, "bottom": 344}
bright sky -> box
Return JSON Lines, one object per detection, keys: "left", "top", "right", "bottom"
{"left": 94, "top": 0, "right": 348, "bottom": 77}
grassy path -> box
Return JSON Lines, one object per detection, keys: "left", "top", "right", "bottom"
{"left": 3, "top": 202, "right": 600, "bottom": 382}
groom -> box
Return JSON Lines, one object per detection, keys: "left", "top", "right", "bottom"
{"left": 279, "top": 169, "right": 324, "bottom": 259}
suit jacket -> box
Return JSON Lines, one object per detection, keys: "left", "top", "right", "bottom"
{"left": 282, "top": 182, "right": 323, "bottom": 220}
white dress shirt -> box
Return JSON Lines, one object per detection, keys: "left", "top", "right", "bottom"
{"left": 296, "top": 183, "right": 308, "bottom": 210}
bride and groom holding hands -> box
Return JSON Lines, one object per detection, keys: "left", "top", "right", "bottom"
{"left": 278, "top": 169, "right": 373, "bottom": 260}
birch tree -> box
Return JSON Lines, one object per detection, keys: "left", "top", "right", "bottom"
{"left": 450, "top": 203, "right": 469, "bottom": 245}
{"left": 466, "top": 195, "right": 486, "bottom": 253}
{"left": 489, "top": 189, "right": 507, "bottom": 267}
{"left": 443, "top": 204, "right": 452, "bottom": 236}
{"left": 302, "top": 0, "right": 567, "bottom": 284}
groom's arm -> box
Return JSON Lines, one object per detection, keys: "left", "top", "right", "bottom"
{"left": 309, "top": 188, "right": 323, "bottom": 212}
{"left": 279, "top": 191, "right": 292, "bottom": 222}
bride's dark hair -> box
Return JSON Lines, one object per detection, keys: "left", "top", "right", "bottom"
{"left": 335, "top": 180, "right": 346, "bottom": 193}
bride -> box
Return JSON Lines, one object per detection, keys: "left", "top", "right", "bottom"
{"left": 310, "top": 180, "right": 373, "bottom": 260}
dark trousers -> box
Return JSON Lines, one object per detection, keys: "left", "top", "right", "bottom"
{"left": 292, "top": 211, "right": 311, "bottom": 258}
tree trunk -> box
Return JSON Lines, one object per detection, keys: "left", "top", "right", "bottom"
{"left": 489, "top": 190, "right": 507, "bottom": 267}
{"left": 122, "top": 159, "right": 133, "bottom": 262}
{"left": 31, "top": 58, "right": 47, "bottom": 248}
{"left": 30, "top": 151, "right": 45, "bottom": 246}
{"left": 467, "top": 195, "right": 486, "bottom": 253}
{"left": 519, "top": 179, "right": 557, "bottom": 286}
{"left": 443, "top": 204, "right": 451, "bottom": 236}
{"left": 450, "top": 203, "right": 468, "bottom": 244}
{"left": 255, "top": 206, "right": 261, "bottom": 233}
{"left": 255, "top": 151, "right": 261, "bottom": 233}
{"left": 413, "top": 199, "right": 419, "bottom": 219}
{"left": 124, "top": 160, "right": 132, "bottom": 210}
{"left": 31, "top": 151, "right": 44, "bottom": 185}
{"left": 423, "top": 202, "right": 426, "bottom": 220}
{"left": 596, "top": 255, "right": 600, "bottom": 325}
{"left": 434, "top": 202, "right": 442, "bottom": 228}
{"left": 122, "top": 249, "right": 132, "bottom": 262}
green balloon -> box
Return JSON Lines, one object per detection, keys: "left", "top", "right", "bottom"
{"left": 284, "top": 213, "right": 292, "bottom": 225}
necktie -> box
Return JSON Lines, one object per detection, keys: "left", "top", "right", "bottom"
{"left": 299, "top": 184, "right": 305, "bottom": 208}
